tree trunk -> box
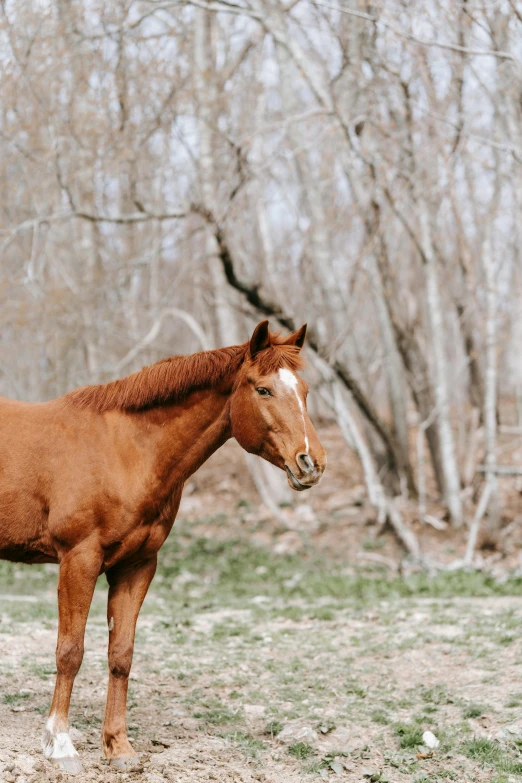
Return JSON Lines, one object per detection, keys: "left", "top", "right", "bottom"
{"left": 482, "top": 232, "right": 500, "bottom": 541}
{"left": 419, "top": 207, "right": 463, "bottom": 527}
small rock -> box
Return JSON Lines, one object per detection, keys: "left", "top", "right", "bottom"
{"left": 422, "top": 730, "right": 440, "bottom": 749}
{"left": 499, "top": 722, "right": 522, "bottom": 739}
{"left": 13, "top": 755, "right": 35, "bottom": 775}
{"left": 69, "top": 728, "right": 85, "bottom": 743}
{"left": 250, "top": 595, "right": 270, "bottom": 605}
{"left": 277, "top": 724, "right": 318, "bottom": 745}
{"left": 151, "top": 738, "right": 170, "bottom": 749}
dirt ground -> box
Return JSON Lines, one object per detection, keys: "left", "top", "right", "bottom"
{"left": 2, "top": 589, "right": 522, "bottom": 783}
{"left": 2, "top": 424, "right": 522, "bottom": 783}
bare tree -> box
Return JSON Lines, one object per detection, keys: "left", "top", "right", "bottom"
{"left": 1, "top": 0, "right": 521, "bottom": 546}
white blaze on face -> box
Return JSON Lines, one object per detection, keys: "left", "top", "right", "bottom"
{"left": 42, "top": 713, "right": 79, "bottom": 760}
{"left": 278, "top": 368, "right": 309, "bottom": 452}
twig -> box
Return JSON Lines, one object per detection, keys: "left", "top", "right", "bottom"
{"left": 464, "top": 481, "right": 493, "bottom": 565}
{"left": 310, "top": 1, "right": 518, "bottom": 63}
{"left": 477, "top": 465, "right": 522, "bottom": 475}
{"left": 114, "top": 308, "right": 212, "bottom": 373}
{"left": 356, "top": 552, "right": 400, "bottom": 572}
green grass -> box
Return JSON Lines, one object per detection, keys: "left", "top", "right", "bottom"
{"left": 264, "top": 719, "right": 283, "bottom": 737}
{"left": 2, "top": 691, "right": 31, "bottom": 706}
{"left": 288, "top": 741, "right": 316, "bottom": 759}
{"left": 371, "top": 709, "right": 389, "bottom": 724}
{"left": 463, "top": 737, "right": 522, "bottom": 775}
{"left": 223, "top": 730, "right": 265, "bottom": 758}
{"left": 193, "top": 702, "right": 241, "bottom": 725}
{"left": 505, "top": 692, "right": 522, "bottom": 708}
{"left": 462, "top": 702, "right": 488, "bottom": 719}
{"left": 394, "top": 722, "right": 424, "bottom": 748}
{"left": 5, "top": 532, "right": 522, "bottom": 615}
{"left": 3, "top": 523, "right": 522, "bottom": 783}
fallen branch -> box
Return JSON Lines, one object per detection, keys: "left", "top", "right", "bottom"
{"left": 477, "top": 464, "right": 522, "bottom": 476}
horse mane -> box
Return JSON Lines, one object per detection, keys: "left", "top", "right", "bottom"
{"left": 65, "top": 334, "right": 305, "bottom": 414}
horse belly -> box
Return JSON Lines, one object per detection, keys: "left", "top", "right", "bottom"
{"left": 0, "top": 491, "right": 56, "bottom": 564}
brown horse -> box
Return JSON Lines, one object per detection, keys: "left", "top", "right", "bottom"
{"left": 0, "top": 320, "right": 326, "bottom": 774}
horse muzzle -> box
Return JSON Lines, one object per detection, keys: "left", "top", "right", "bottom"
{"left": 284, "top": 463, "right": 323, "bottom": 492}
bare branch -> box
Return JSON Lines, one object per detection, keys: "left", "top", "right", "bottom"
{"left": 311, "top": 0, "right": 518, "bottom": 63}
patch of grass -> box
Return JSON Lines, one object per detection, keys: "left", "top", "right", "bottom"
{"left": 420, "top": 685, "right": 454, "bottom": 706}
{"left": 362, "top": 537, "right": 386, "bottom": 551}
{"left": 212, "top": 621, "right": 249, "bottom": 639}
{"left": 499, "top": 634, "right": 516, "bottom": 646}
{"left": 193, "top": 703, "right": 241, "bottom": 725}
{"left": 288, "top": 742, "right": 316, "bottom": 760}
{"left": 505, "top": 693, "right": 522, "bottom": 708}
{"left": 463, "top": 737, "right": 522, "bottom": 775}
{"left": 394, "top": 722, "right": 424, "bottom": 748}
{"left": 6, "top": 531, "right": 522, "bottom": 623}
{"left": 224, "top": 730, "right": 265, "bottom": 758}
{"left": 462, "top": 702, "right": 488, "bottom": 719}
{"left": 264, "top": 719, "right": 283, "bottom": 737}
{"left": 277, "top": 606, "right": 304, "bottom": 622}
{"left": 371, "top": 710, "right": 389, "bottom": 725}
{"left": 435, "top": 770, "right": 458, "bottom": 780}
{"left": 2, "top": 691, "right": 31, "bottom": 706}
{"left": 464, "top": 737, "right": 499, "bottom": 762}
{"left": 27, "top": 663, "right": 56, "bottom": 680}
{"left": 310, "top": 607, "right": 335, "bottom": 621}
{"left": 153, "top": 534, "right": 522, "bottom": 610}
{"left": 346, "top": 681, "right": 367, "bottom": 698}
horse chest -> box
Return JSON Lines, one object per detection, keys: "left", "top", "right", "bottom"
{"left": 101, "top": 491, "right": 181, "bottom": 569}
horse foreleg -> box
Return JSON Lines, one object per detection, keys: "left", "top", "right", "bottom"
{"left": 102, "top": 556, "right": 157, "bottom": 769}
{"left": 43, "top": 544, "right": 102, "bottom": 774}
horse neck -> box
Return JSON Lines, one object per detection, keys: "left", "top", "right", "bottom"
{"left": 134, "top": 384, "right": 234, "bottom": 490}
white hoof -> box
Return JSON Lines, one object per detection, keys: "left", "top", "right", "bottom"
{"left": 42, "top": 714, "right": 82, "bottom": 774}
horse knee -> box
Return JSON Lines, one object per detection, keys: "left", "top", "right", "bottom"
{"left": 56, "top": 638, "right": 84, "bottom": 676}
{"left": 108, "top": 643, "right": 133, "bottom": 678}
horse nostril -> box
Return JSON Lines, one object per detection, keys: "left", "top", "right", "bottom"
{"left": 296, "top": 452, "right": 314, "bottom": 474}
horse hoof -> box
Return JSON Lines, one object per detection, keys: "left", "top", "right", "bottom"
{"left": 52, "top": 756, "right": 84, "bottom": 774}
{"left": 109, "top": 756, "right": 141, "bottom": 771}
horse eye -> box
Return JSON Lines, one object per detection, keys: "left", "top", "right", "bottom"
{"left": 256, "top": 387, "right": 271, "bottom": 397}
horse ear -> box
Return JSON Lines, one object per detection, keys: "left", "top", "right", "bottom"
{"left": 284, "top": 324, "right": 307, "bottom": 350}
{"left": 249, "top": 320, "right": 271, "bottom": 358}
